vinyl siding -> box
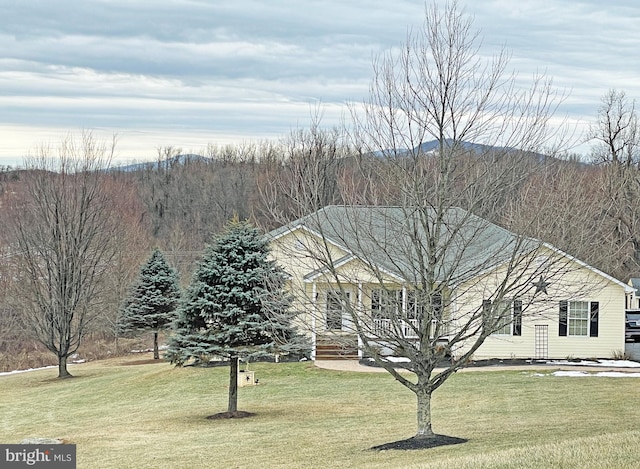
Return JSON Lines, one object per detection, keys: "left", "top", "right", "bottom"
{"left": 455, "top": 257, "right": 626, "bottom": 360}
{"left": 271, "top": 228, "right": 627, "bottom": 360}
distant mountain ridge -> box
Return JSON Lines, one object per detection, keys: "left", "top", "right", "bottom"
{"left": 415, "top": 139, "right": 504, "bottom": 154}
{"left": 110, "top": 140, "right": 547, "bottom": 171}
{"left": 370, "top": 139, "right": 547, "bottom": 160}
{"left": 110, "top": 154, "right": 209, "bottom": 172}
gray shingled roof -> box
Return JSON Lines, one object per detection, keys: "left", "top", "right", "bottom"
{"left": 267, "top": 205, "right": 538, "bottom": 284}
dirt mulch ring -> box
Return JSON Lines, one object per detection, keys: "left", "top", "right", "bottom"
{"left": 206, "top": 411, "right": 257, "bottom": 420}
{"left": 371, "top": 434, "right": 467, "bottom": 451}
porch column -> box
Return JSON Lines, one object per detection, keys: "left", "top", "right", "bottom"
{"left": 402, "top": 285, "right": 407, "bottom": 313}
{"left": 311, "top": 282, "right": 317, "bottom": 361}
{"left": 402, "top": 285, "right": 407, "bottom": 338}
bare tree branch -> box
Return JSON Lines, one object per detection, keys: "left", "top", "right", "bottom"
{"left": 7, "top": 131, "right": 119, "bottom": 378}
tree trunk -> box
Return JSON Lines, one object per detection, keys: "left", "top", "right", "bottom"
{"left": 228, "top": 355, "right": 238, "bottom": 413}
{"left": 415, "top": 388, "right": 435, "bottom": 439}
{"left": 153, "top": 331, "right": 159, "bottom": 359}
{"left": 57, "top": 354, "right": 72, "bottom": 379}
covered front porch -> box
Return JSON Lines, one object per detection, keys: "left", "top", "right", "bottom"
{"left": 307, "top": 279, "right": 447, "bottom": 360}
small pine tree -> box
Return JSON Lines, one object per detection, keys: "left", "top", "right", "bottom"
{"left": 118, "top": 248, "right": 180, "bottom": 359}
{"left": 166, "top": 219, "right": 304, "bottom": 417}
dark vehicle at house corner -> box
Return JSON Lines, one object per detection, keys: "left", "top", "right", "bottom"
{"left": 626, "top": 312, "right": 640, "bottom": 342}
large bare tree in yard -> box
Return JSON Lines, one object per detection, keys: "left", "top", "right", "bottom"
{"left": 8, "top": 133, "right": 118, "bottom": 378}
{"left": 266, "top": 1, "right": 579, "bottom": 446}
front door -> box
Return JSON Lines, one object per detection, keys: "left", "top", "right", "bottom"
{"left": 326, "top": 291, "right": 351, "bottom": 331}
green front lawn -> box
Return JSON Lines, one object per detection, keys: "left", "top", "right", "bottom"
{"left": 1, "top": 357, "right": 639, "bottom": 468}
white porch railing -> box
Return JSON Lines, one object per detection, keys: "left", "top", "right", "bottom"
{"left": 372, "top": 318, "right": 419, "bottom": 339}
{"left": 404, "top": 319, "right": 419, "bottom": 338}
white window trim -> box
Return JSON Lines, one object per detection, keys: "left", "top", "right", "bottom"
{"left": 567, "top": 300, "right": 590, "bottom": 337}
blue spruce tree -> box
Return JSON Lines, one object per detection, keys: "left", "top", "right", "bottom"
{"left": 167, "top": 219, "right": 304, "bottom": 417}
{"left": 118, "top": 248, "right": 180, "bottom": 359}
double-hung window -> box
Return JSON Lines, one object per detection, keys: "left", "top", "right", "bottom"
{"left": 407, "top": 291, "right": 444, "bottom": 338}
{"left": 371, "top": 289, "right": 402, "bottom": 319}
{"left": 559, "top": 300, "right": 599, "bottom": 337}
{"left": 484, "top": 298, "right": 522, "bottom": 336}
{"left": 568, "top": 301, "right": 589, "bottom": 336}
{"left": 371, "top": 289, "right": 402, "bottom": 337}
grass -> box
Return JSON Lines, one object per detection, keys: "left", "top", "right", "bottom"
{"left": 1, "top": 356, "right": 640, "bottom": 468}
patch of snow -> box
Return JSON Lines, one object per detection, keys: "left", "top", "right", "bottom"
{"left": 551, "top": 370, "right": 640, "bottom": 378}
{"left": 385, "top": 356, "right": 411, "bottom": 363}
{"left": 553, "top": 370, "right": 590, "bottom": 377}
{"left": 365, "top": 356, "right": 410, "bottom": 363}
{"left": 0, "top": 366, "right": 57, "bottom": 377}
{"left": 596, "top": 359, "right": 640, "bottom": 368}
{"left": 546, "top": 359, "right": 640, "bottom": 368}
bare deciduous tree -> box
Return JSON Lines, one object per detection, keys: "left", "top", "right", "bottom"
{"left": 588, "top": 89, "right": 640, "bottom": 276}
{"left": 589, "top": 89, "right": 639, "bottom": 167}
{"left": 258, "top": 119, "right": 351, "bottom": 225}
{"left": 136, "top": 143, "right": 270, "bottom": 251}
{"left": 266, "top": 1, "right": 579, "bottom": 444}
{"left": 97, "top": 175, "right": 153, "bottom": 347}
{"left": 8, "top": 132, "right": 119, "bottom": 378}
{"left": 504, "top": 160, "right": 627, "bottom": 280}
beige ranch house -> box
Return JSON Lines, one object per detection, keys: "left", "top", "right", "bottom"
{"left": 267, "top": 206, "right": 633, "bottom": 362}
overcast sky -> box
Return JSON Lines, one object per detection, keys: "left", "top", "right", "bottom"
{"left": 1, "top": 0, "right": 639, "bottom": 165}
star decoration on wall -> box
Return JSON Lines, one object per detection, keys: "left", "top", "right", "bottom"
{"left": 533, "top": 276, "right": 549, "bottom": 294}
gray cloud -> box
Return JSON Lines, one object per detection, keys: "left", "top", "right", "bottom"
{"left": 0, "top": 0, "right": 639, "bottom": 163}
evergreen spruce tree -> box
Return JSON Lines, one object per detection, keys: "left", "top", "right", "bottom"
{"left": 166, "top": 219, "right": 304, "bottom": 418}
{"left": 118, "top": 248, "right": 180, "bottom": 359}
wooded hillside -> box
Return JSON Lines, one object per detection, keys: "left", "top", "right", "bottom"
{"left": 0, "top": 125, "right": 636, "bottom": 370}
